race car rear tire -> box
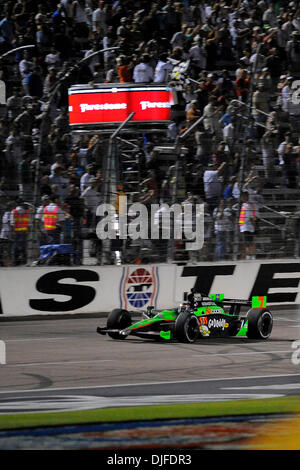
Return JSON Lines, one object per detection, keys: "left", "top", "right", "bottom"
{"left": 107, "top": 308, "right": 132, "bottom": 340}
{"left": 246, "top": 308, "right": 273, "bottom": 340}
{"left": 175, "top": 312, "right": 199, "bottom": 343}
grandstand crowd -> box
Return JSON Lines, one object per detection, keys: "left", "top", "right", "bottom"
{"left": 0, "top": 0, "right": 300, "bottom": 266}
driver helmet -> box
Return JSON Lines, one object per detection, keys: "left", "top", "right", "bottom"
{"left": 194, "top": 293, "right": 202, "bottom": 302}
{"left": 178, "top": 302, "right": 190, "bottom": 313}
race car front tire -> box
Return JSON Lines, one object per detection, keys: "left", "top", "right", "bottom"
{"left": 175, "top": 311, "right": 199, "bottom": 343}
{"left": 107, "top": 308, "right": 132, "bottom": 340}
{"left": 246, "top": 308, "right": 273, "bottom": 340}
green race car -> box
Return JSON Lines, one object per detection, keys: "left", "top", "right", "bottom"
{"left": 97, "top": 291, "right": 273, "bottom": 343}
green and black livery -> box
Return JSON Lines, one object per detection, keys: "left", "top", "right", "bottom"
{"left": 97, "top": 292, "right": 273, "bottom": 343}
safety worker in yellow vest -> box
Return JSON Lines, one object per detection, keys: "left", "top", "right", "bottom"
{"left": 43, "top": 196, "right": 65, "bottom": 244}
{"left": 35, "top": 194, "right": 51, "bottom": 246}
{"left": 10, "top": 200, "right": 30, "bottom": 266}
{"left": 239, "top": 191, "right": 257, "bottom": 260}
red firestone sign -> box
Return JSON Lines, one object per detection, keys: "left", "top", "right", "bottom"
{"left": 68, "top": 85, "right": 174, "bottom": 126}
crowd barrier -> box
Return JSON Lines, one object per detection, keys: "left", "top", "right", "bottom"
{"left": 1, "top": 259, "right": 300, "bottom": 316}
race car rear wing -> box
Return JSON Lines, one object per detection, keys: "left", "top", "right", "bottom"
{"left": 217, "top": 298, "right": 252, "bottom": 306}
{"left": 210, "top": 294, "right": 267, "bottom": 308}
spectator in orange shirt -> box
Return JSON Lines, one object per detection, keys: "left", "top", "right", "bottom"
{"left": 117, "top": 55, "right": 132, "bottom": 83}
{"left": 186, "top": 100, "right": 202, "bottom": 124}
{"left": 235, "top": 69, "right": 250, "bottom": 102}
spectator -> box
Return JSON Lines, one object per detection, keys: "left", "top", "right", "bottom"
{"left": 72, "top": 0, "right": 90, "bottom": 42}
{"left": 252, "top": 84, "right": 270, "bottom": 125}
{"left": 170, "top": 24, "right": 187, "bottom": 49}
{"left": 42, "top": 196, "right": 65, "bottom": 244}
{"left": 52, "top": 3, "right": 65, "bottom": 34}
{"left": 238, "top": 191, "right": 256, "bottom": 260}
{"left": 49, "top": 165, "right": 69, "bottom": 203}
{"left": 282, "top": 142, "right": 298, "bottom": 189}
{"left": 195, "top": 80, "right": 209, "bottom": 113}
{"left": 64, "top": 184, "right": 85, "bottom": 249}
{"left": 5, "top": 128, "right": 22, "bottom": 181}
{"left": 286, "top": 31, "right": 300, "bottom": 73}
{"left": 10, "top": 200, "right": 30, "bottom": 266}
{"left": 281, "top": 76, "right": 294, "bottom": 113}
{"left": 188, "top": 38, "right": 207, "bottom": 77}
{"left": 256, "top": 67, "right": 273, "bottom": 99}
{"left": 213, "top": 199, "right": 228, "bottom": 261}
{"left": 223, "top": 176, "right": 236, "bottom": 200}
{"left": 92, "top": 1, "right": 108, "bottom": 37}
{"left": 45, "top": 47, "right": 61, "bottom": 69}
{"left": 262, "top": 3, "right": 278, "bottom": 28}
{"left": 277, "top": 131, "right": 293, "bottom": 180}
{"left": 216, "top": 70, "right": 235, "bottom": 98}
{"left": 154, "top": 53, "right": 173, "bottom": 83}
{"left": 25, "top": 67, "right": 44, "bottom": 99}
{"left": 203, "top": 161, "right": 226, "bottom": 213}
{"left": 6, "top": 88, "right": 22, "bottom": 122}
{"left": 235, "top": 69, "right": 249, "bottom": 102}
{"left": 0, "top": 201, "right": 14, "bottom": 266}
{"left": 54, "top": 108, "right": 70, "bottom": 134}
{"left": 117, "top": 55, "right": 132, "bottom": 83}
{"left": 39, "top": 176, "right": 52, "bottom": 198}
{"left": 81, "top": 177, "right": 102, "bottom": 227}
{"left": 18, "top": 154, "right": 32, "bottom": 201}
{"left": 13, "top": 105, "right": 35, "bottom": 136}
{"left": 80, "top": 163, "right": 96, "bottom": 194}
{"left": 202, "top": 95, "right": 222, "bottom": 138}
{"left": 186, "top": 100, "right": 201, "bottom": 124}
{"left": 35, "top": 194, "right": 51, "bottom": 246}
{"left": 133, "top": 54, "right": 154, "bottom": 83}
{"left": 19, "top": 50, "right": 34, "bottom": 81}
{"left": 261, "top": 130, "right": 277, "bottom": 183}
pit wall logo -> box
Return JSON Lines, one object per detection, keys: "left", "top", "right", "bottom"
{"left": 120, "top": 267, "right": 159, "bottom": 310}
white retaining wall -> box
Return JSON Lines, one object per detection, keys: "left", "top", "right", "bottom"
{"left": 1, "top": 259, "right": 300, "bottom": 316}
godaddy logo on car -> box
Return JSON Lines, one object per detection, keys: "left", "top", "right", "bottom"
{"left": 96, "top": 196, "right": 204, "bottom": 250}
{"left": 208, "top": 318, "right": 227, "bottom": 330}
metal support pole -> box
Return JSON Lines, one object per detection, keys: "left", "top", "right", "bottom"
{"left": 168, "top": 115, "right": 204, "bottom": 261}
{"left": 101, "top": 112, "right": 135, "bottom": 265}
{"left": 232, "top": 43, "right": 262, "bottom": 260}
{"left": 104, "top": 112, "right": 136, "bottom": 205}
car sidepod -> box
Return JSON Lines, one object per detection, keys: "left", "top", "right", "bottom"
{"left": 123, "top": 310, "right": 177, "bottom": 340}
{"left": 197, "top": 313, "right": 244, "bottom": 338}
{"left": 193, "top": 305, "right": 245, "bottom": 338}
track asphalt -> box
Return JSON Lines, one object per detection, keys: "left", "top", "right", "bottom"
{"left": 0, "top": 308, "right": 300, "bottom": 411}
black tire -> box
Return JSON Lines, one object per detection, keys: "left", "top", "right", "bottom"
{"left": 107, "top": 308, "right": 132, "bottom": 340}
{"left": 246, "top": 308, "right": 273, "bottom": 340}
{"left": 175, "top": 311, "right": 199, "bottom": 343}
